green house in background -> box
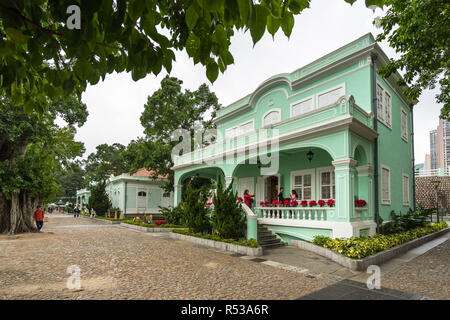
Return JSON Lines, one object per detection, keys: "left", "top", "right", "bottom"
{"left": 76, "top": 168, "right": 172, "bottom": 217}
{"left": 172, "top": 33, "right": 415, "bottom": 243}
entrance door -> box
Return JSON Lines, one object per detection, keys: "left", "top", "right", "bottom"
{"left": 265, "top": 176, "right": 279, "bottom": 202}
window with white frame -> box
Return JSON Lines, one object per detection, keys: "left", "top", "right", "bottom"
{"left": 137, "top": 191, "right": 147, "bottom": 208}
{"left": 263, "top": 110, "right": 281, "bottom": 126}
{"left": 225, "top": 121, "right": 254, "bottom": 138}
{"left": 402, "top": 174, "right": 409, "bottom": 206}
{"left": 376, "top": 83, "right": 392, "bottom": 128}
{"left": 401, "top": 109, "right": 408, "bottom": 142}
{"left": 291, "top": 171, "right": 314, "bottom": 200}
{"left": 291, "top": 97, "right": 314, "bottom": 117}
{"left": 319, "top": 169, "right": 335, "bottom": 199}
{"left": 317, "top": 85, "right": 345, "bottom": 109}
{"left": 381, "top": 166, "right": 391, "bottom": 204}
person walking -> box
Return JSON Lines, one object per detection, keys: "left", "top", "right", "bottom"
{"left": 243, "top": 189, "right": 255, "bottom": 209}
{"left": 33, "top": 205, "right": 45, "bottom": 232}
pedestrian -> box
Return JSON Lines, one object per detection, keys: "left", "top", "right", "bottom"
{"left": 278, "top": 187, "right": 285, "bottom": 202}
{"left": 73, "top": 205, "right": 77, "bottom": 218}
{"left": 243, "top": 189, "right": 255, "bottom": 209}
{"left": 33, "top": 205, "right": 45, "bottom": 232}
{"left": 76, "top": 205, "right": 80, "bottom": 218}
{"left": 289, "top": 190, "right": 298, "bottom": 201}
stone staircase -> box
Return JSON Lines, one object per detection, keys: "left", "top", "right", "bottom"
{"left": 257, "top": 224, "right": 285, "bottom": 250}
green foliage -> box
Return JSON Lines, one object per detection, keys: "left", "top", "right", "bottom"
{"left": 84, "top": 143, "right": 129, "bottom": 183}
{"left": 183, "top": 180, "right": 211, "bottom": 233}
{"left": 376, "top": 0, "right": 449, "bottom": 117}
{"left": 0, "top": 1, "right": 384, "bottom": 113}
{"left": 54, "top": 161, "right": 86, "bottom": 201}
{"left": 87, "top": 181, "right": 111, "bottom": 217}
{"left": 212, "top": 179, "right": 245, "bottom": 239}
{"left": 159, "top": 204, "right": 185, "bottom": 226}
{"left": 123, "top": 219, "right": 180, "bottom": 228}
{"left": 313, "top": 222, "right": 448, "bottom": 259}
{"left": 380, "top": 209, "right": 431, "bottom": 235}
{"left": 172, "top": 228, "right": 259, "bottom": 248}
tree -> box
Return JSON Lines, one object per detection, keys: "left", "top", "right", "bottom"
{"left": 0, "top": 95, "right": 87, "bottom": 234}
{"left": 123, "top": 75, "right": 221, "bottom": 191}
{"left": 183, "top": 181, "right": 211, "bottom": 233}
{"left": 0, "top": 0, "right": 384, "bottom": 113}
{"left": 87, "top": 181, "right": 111, "bottom": 217}
{"left": 212, "top": 180, "right": 245, "bottom": 239}
{"left": 54, "top": 160, "right": 86, "bottom": 202}
{"left": 376, "top": 0, "right": 449, "bottom": 117}
{"left": 83, "top": 143, "right": 129, "bottom": 183}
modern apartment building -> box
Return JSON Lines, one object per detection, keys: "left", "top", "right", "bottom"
{"left": 429, "top": 119, "right": 450, "bottom": 170}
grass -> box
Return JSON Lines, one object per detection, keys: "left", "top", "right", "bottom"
{"left": 172, "top": 229, "right": 259, "bottom": 248}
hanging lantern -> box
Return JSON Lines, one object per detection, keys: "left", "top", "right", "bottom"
{"left": 307, "top": 150, "right": 314, "bottom": 162}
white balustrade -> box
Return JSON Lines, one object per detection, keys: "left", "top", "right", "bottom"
{"left": 255, "top": 206, "right": 329, "bottom": 221}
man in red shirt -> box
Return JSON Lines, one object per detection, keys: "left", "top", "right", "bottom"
{"left": 33, "top": 205, "right": 45, "bottom": 232}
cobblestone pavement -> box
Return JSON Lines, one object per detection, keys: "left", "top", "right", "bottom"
{"left": 0, "top": 215, "right": 335, "bottom": 300}
{"left": 380, "top": 238, "right": 449, "bottom": 300}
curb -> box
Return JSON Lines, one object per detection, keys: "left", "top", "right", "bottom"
{"left": 170, "top": 232, "right": 263, "bottom": 256}
{"left": 78, "top": 215, "right": 122, "bottom": 224}
{"left": 291, "top": 228, "right": 449, "bottom": 271}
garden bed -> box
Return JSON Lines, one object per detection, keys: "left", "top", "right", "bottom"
{"left": 78, "top": 215, "right": 123, "bottom": 224}
{"left": 171, "top": 229, "right": 262, "bottom": 256}
{"left": 120, "top": 220, "right": 183, "bottom": 233}
{"left": 291, "top": 224, "right": 449, "bottom": 271}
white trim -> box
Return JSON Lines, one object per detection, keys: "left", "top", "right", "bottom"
{"left": 381, "top": 164, "right": 391, "bottom": 205}
{"left": 402, "top": 173, "right": 410, "bottom": 206}
{"left": 376, "top": 81, "right": 392, "bottom": 129}
{"left": 225, "top": 120, "right": 255, "bottom": 138}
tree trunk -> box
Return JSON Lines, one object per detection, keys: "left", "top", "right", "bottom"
{"left": 0, "top": 193, "right": 11, "bottom": 234}
{"left": 9, "top": 192, "right": 36, "bottom": 235}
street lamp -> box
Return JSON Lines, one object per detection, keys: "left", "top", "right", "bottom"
{"left": 432, "top": 180, "right": 441, "bottom": 223}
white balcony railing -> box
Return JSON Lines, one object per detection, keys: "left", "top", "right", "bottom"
{"left": 254, "top": 207, "right": 330, "bottom": 221}
{"left": 415, "top": 168, "right": 450, "bottom": 177}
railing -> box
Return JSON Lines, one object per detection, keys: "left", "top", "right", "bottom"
{"left": 415, "top": 168, "right": 450, "bottom": 177}
{"left": 254, "top": 207, "right": 329, "bottom": 221}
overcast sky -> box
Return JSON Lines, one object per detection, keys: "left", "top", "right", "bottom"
{"left": 75, "top": 0, "right": 442, "bottom": 165}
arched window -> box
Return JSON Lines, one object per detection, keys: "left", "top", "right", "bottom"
{"left": 138, "top": 191, "right": 147, "bottom": 197}
{"left": 263, "top": 110, "right": 281, "bottom": 126}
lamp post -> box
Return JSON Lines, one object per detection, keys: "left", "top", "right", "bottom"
{"left": 432, "top": 180, "right": 441, "bottom": 223}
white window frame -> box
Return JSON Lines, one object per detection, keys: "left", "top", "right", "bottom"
{"left": 381, "top": 165, "right": 391, "bottom": 205}
{"left": 315, "top": 83, "right": 346, "bottom": 109}
{"left": 290, "top": 96, "right": 314, "bottom": 118}
{"left": 402, "top": 173, "right": 410, "bottom": 206}
{"left": 290, "top": 169, "right": 315, "bottom": 200}
{"left": 318, "top": 167, "right": 335, "bottom": 200}
{"left": 262, "top": 108, "right": 281, "bottom": 127}
{"left": 224, "top": 120, "right": 255, "bottom": 138}
{"left": 137, "top": 190, "right": 148, "bottom": 209}
{"left": 401, "top": 108, "right": 408, "bottom": 142}
{"left": 376, "top": 82, "right": 392, "bottom": 129}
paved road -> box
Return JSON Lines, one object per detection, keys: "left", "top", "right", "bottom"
{"left": 0, "top": 215, "right": 333, "bottom": 300}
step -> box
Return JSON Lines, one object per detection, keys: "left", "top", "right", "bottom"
{"left": 259, "top": 239, "right": 282, "bottom": 246}
{"left": 260, "top": 242, "right": 285, "bottom": 249}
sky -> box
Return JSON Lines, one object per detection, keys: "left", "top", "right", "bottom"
{"left": 74, "top": 0, "right": 442, "bottom": 165}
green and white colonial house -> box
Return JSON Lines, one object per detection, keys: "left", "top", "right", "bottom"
{"left": 76, "top": 168, "right": 172, "bottom": 217}
{"left": 172, "top": 33, "right": 415, "bottom": 243}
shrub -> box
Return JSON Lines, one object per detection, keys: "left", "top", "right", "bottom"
{"left": 183, "top": 181, "right": 211, "bottom": 233}
{"left": 212, "top": 179, "right": 245, "bottom": 239}
{"left": 87, "top": 181, "right": 112, "bottom": 216}
{"left": 172, "top": 229, "right": 259, "bottom": 248}
{"left": 313, "top": 222, "right": 448, "bottom": 259}
{"left": 380, "top": 209, "right": 431, "bottom": 235}
{"left": 159, "top": 204, "right": 185, "bottom": 225}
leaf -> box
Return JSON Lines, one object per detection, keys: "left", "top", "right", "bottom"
{"left": 206, "top": 61, "right": 219, "bottom": 83}
{"left": 281, "top": 11, "right": 294, "bottom": 38}
{"left": 185, "top": 5, "right": 199, "bottom": 30}
{"left": 266, "top": 14, "right": 281, "bottom": 37}
{"left": 237, "top": 0, "right": 251, "bottom": 25}
{"left": 185, "top": 33, "right": 201, "bottom": 57}
{"left": 250, "top": 5, "right": 268, "bottom": 44}
{"left": 5, "top": 28, "right": 28, "bottom": 43}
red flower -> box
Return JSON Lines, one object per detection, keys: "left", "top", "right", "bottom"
{"left": 284, "top": 199, "right": 290, "bottom": 206}
{"left": 206, "top": 202, "right": 213, "bottom": 206}
{"left": 237, "top": 197, "right": 243, "bottom": 202}
{"left": 272, "top": 200, "right": 277, "bottom": 205}
{"left": 318, "top": 200, "right": 326, "bottom": 207}
{"left": 291, "top": 200, "right": 298, "bottom": 207}
{"left": 326, "top": 199, "right": 335, "bottom": 207}
{"left": 260, "top": 201, "right": 265, "bottom": 207}
{"left": 309, "top": 200, "right": 317, "bottom": 207}
{"left": 300, "top": 200, "right": 308, "bottom": 207}
{"left": 355, "top": 200, "right": 367, "bottom": 207}
{"left": 277, "top": 200, "right": 283, "bottom": 205}
{"left": 265, "top": 201, "right": 270, "bottom": 206}
{"left": 155, "top": 221, "right": 166, "bottom": 226}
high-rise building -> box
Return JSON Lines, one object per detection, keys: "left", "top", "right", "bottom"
{"left": 430, "top": 129, "right": 438, "bottom": 169}
{"left": 429, "top": 119, "right": 450, "bottom": 170}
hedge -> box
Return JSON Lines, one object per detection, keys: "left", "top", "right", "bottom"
{"left": 312, "top": 222, "right": 448, "bottom": 259}
{"left": 122, "top": 219, "right": 182, "bottom": 228}
{"left": 172, "top": 228, "right": 259, "bottom": 248}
